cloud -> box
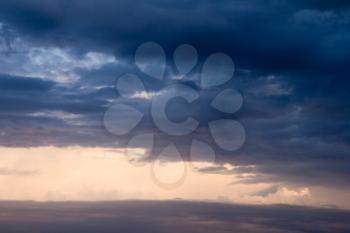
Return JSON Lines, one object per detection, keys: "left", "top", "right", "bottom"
{"left": 0, "top": 0, "right": 349, "bottom": 194}
{"left": 0, "top": 201, "right": 350, "bottom": 233}
{"left": 0, "top": 25, "right": 118, "bottom": 83}
{"left": 1, "top": 0, "right": 349, "bottom": 75}
{"left": 0, "top": 74, "right": 54, "bottom": 91}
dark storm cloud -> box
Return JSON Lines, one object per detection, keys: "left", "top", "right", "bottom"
{"left": 0, "top": 0, "right": 349, "bottom": 190}
{"left": 0, "top": 201, "right": 350, "bottom": 233}
{"left": 1, "top": 0, "right": 349, "bottom": 74}
{"left": 0, "top": 74, "right": 54, "bottom": 91}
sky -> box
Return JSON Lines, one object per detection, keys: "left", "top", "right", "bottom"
{"left": 0, "top": 0, "right": 349, "bottom": 232}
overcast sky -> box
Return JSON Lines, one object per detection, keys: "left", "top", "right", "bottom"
{"left": 0, "top": 0, "right": 349, "bottom": 220}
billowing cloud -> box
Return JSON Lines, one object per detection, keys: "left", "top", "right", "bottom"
{"left": 0, "top": 0, "right": 349, "bottom": 201}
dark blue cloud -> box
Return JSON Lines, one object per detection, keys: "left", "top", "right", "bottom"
{"left": 1, "top": 0, "right": 349, "bottom": 74}
{"left": 0, "top": 74, "right": 54, "bottom": 91}
{"left": 0, "top": 0, "right": 349, "bottom": 189}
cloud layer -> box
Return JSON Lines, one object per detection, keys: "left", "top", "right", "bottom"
{"left": 1, "top": 201, "right": 350, "bottom": 233}
{"left": 0, "top": 0, "right": 349, "bottom": 198}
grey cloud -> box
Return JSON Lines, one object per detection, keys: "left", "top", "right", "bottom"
{"left": 0, "top": 201, "right": 350, "bottom": 233}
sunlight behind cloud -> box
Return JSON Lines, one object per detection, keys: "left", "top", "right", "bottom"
{"left": 0, "top": 146, "right": 341, "bottom": 208}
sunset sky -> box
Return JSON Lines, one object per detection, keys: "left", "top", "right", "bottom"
{"left": 0, "top": 0, "right": 349, "bottom": 232}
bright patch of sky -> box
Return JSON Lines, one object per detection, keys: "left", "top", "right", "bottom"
{"left": 0, "top": 146, "right": 348, "bottom": 209}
